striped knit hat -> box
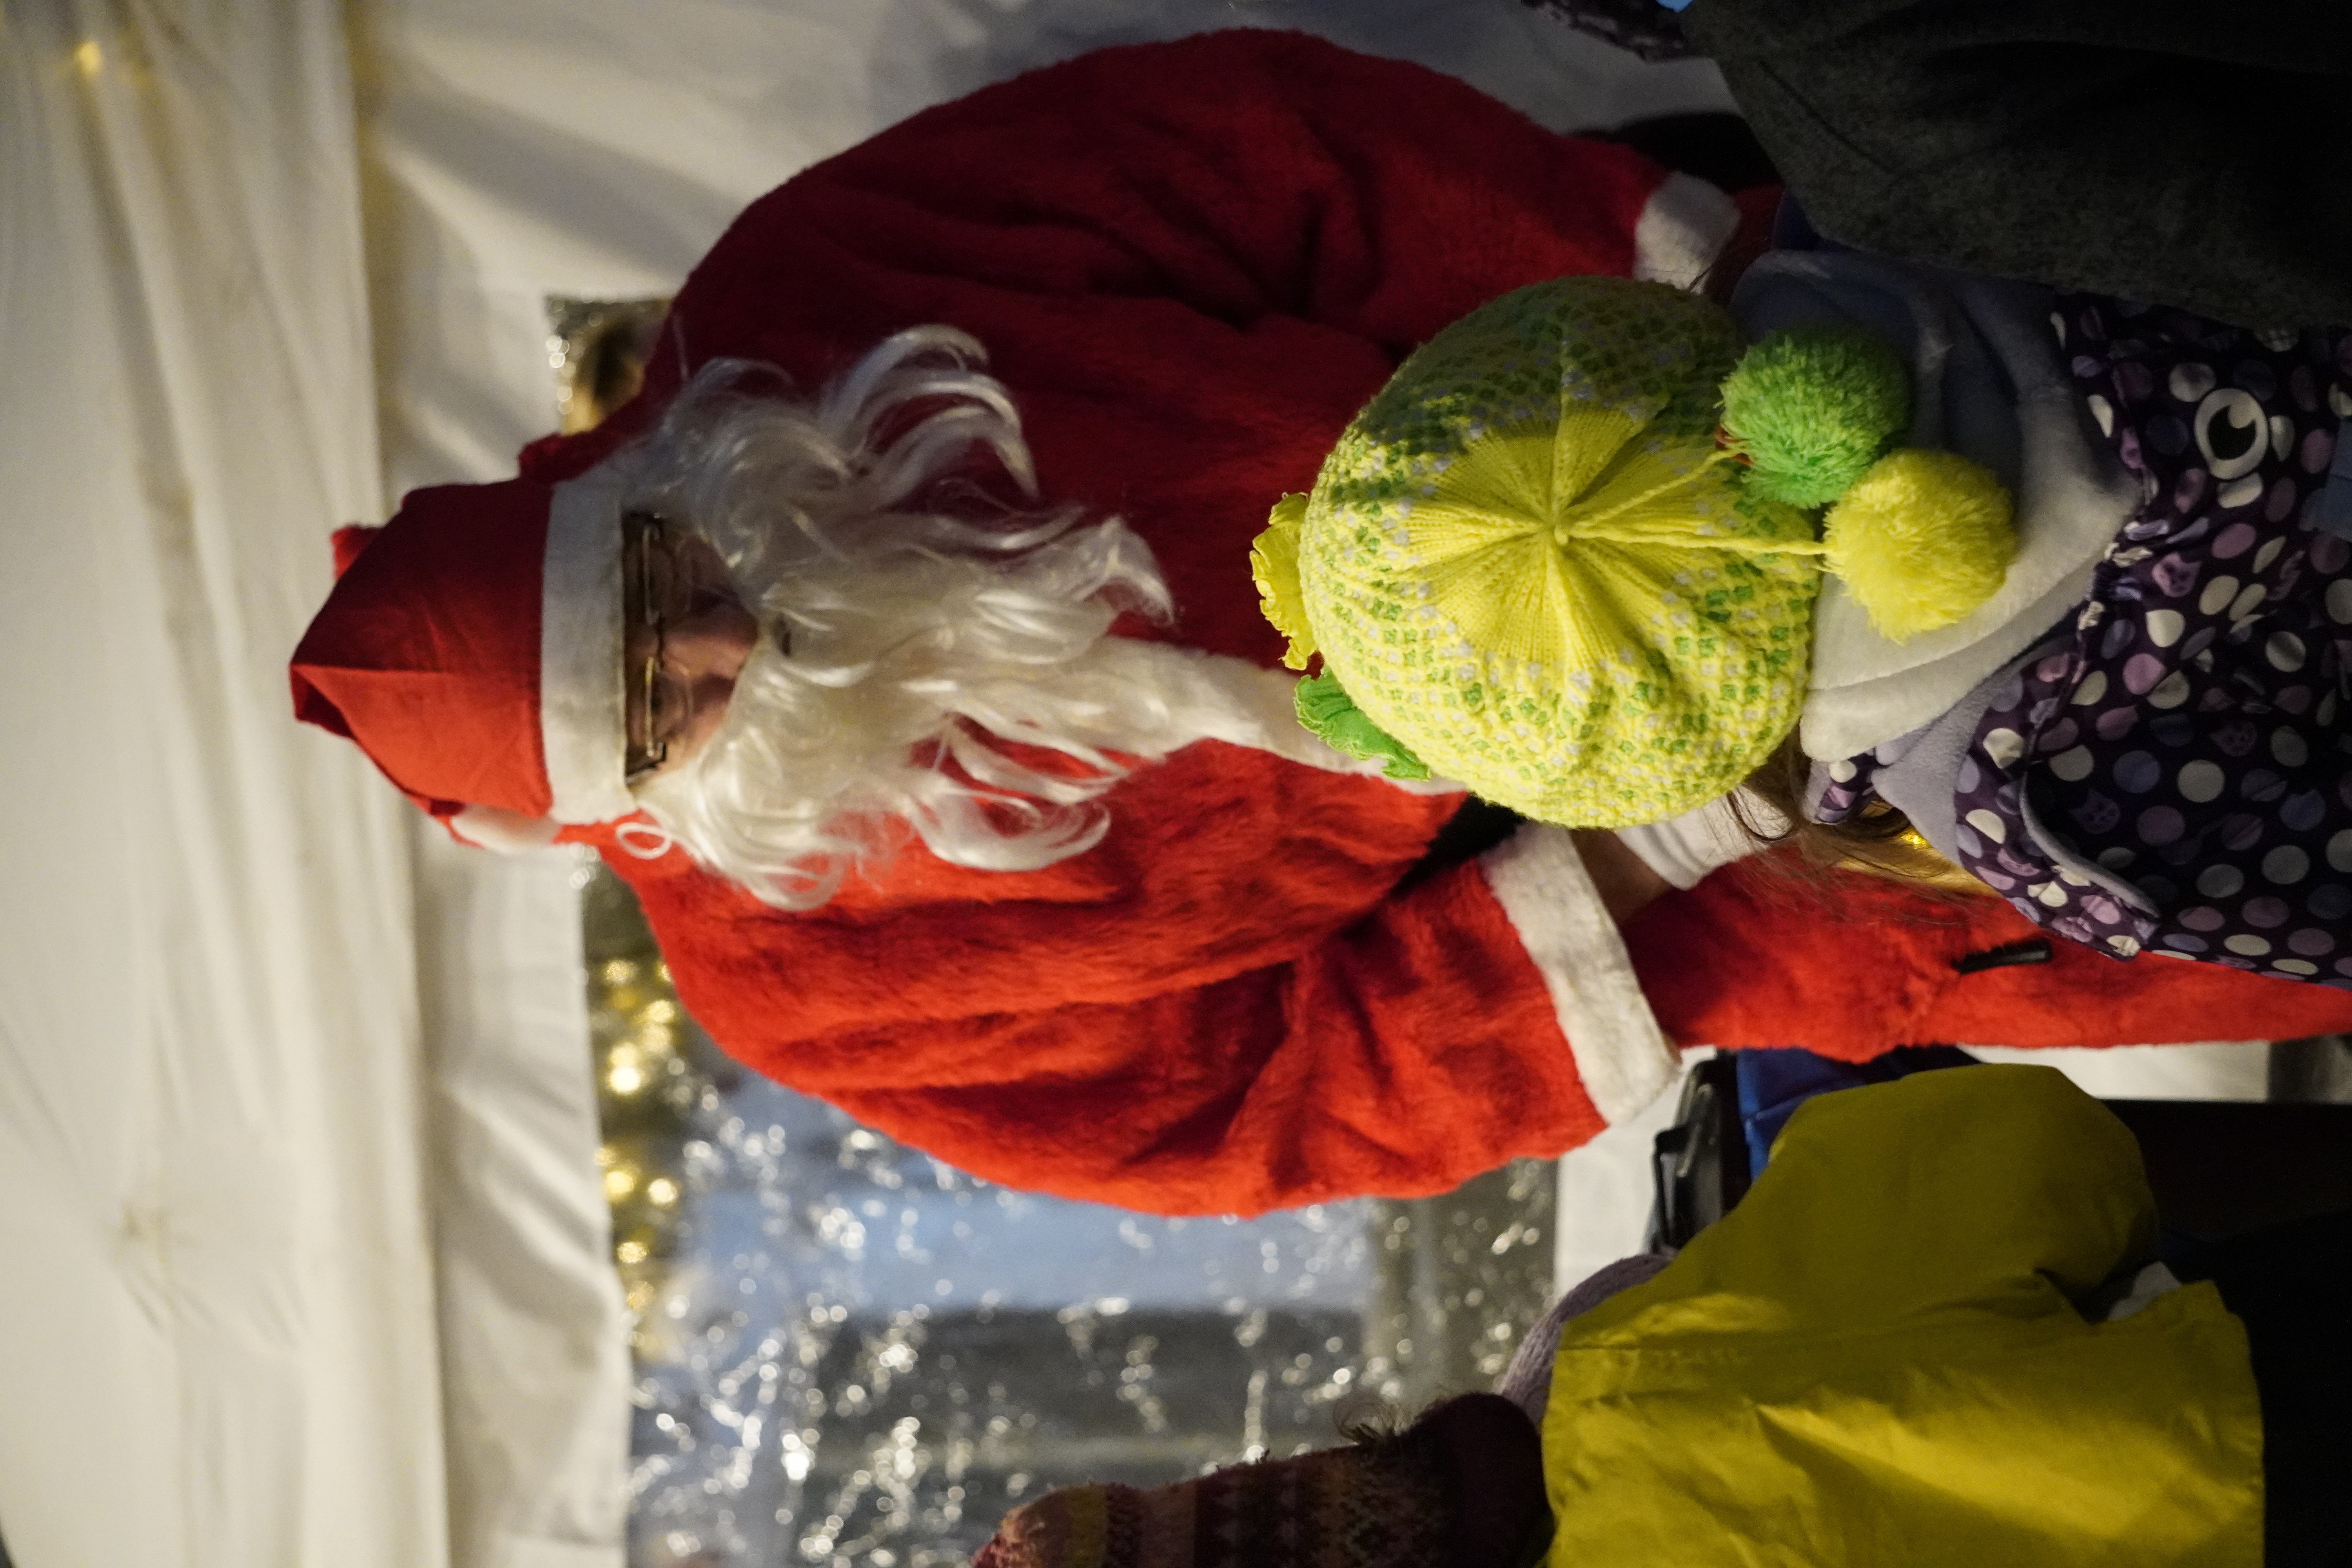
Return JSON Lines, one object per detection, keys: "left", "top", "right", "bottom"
{"left": 973, "top": 1441, "right": 1452, "bottom": 1568}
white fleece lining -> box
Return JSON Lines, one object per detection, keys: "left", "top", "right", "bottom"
{"left": 1614, "top": 789, "right": 1785, "bottom": 891}
{"left": 1480, "top": 823, "right": 1678, "bottom": 1125}
{"left": 539, "top": 465, "right": 634, "bottom": 825}
{"left": 1632, "top": 172, "right": 1740, "bottom": 294}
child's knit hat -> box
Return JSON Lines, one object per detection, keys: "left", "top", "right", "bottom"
{"left": 971, "top": 1439, "right": 1451, "bottom": 1568}
{"left": 1254, "top": 276, "right": 2013, "bottom": 826}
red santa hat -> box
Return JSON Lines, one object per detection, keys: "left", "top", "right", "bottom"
{"left": 289, "top": 461, "right": 639, "bottom": 850}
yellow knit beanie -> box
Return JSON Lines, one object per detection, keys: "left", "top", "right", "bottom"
{"left": 1254, "top": 276, "right": 2014, "bottom": 825}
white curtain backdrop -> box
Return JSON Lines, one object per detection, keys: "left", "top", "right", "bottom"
{"left": 0, "top": 4, "right": 444, "bottom": 1567}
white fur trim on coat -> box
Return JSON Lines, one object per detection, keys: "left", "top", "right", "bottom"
{"left": 539, "top": 461, "right": 637, "bottom": 825}
{"left": 1632, "top": 172, "right": 1741, "bottom": 294}
{"left": 1479, "top": 823, "right": 1678, "bottom": 1124}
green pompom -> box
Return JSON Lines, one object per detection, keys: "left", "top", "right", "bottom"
{"left": 1294, "top": 671, "right": 1429, "bottom": 780}
{"left": 1721, "top": 326, "right": 1911, "bottom": 509}
{"left": 1823, "top": 448, "right": 2016, "bottom": 642}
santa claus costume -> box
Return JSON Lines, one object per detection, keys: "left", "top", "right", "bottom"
{"left": 290, "top": 32, "right": 2352, "bottom": 1217}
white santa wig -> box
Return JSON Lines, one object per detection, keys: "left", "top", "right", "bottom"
{"left": 623, "top": 327, "right": 1180, "bottom": 909}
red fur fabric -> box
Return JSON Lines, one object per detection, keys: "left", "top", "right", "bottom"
{"left": 529, "top": 29, "right": 1664, "bottom": 681}
{"left": 625, "top": 739, "right": 1599, "bottom": 1218}
{"left": 1629, "top": 856, "right": 2352, "bottom": 1056}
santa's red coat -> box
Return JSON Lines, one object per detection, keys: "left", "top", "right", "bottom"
{"left": 526, "top": 33, "right": 2352, "bottom": 1216}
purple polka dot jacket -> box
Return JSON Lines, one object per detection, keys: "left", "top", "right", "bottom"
{"left": 1819, "top": 299, "right": 2352, "bottom": 987}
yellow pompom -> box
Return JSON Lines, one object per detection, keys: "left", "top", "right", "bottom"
{"left": 1252, "top": 493, "right": 1316, "bottom": 670}
{"left": 1822, "top": 448, "right": 2016, "bottom": 642}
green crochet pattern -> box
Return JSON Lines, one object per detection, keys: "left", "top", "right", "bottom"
{"left": 1294, "top": 276, "right": 1819, "bottom": 828}
{"left": 1720, "top": 325, "right": 1911, "bottom": 509}
{"left": 1294, "top": 670, "right": 1430, "bottom": 780}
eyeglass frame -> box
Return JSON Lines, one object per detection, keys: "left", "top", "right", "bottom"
{"left": 622, "top": 509, "right": 675, "bottom": 783}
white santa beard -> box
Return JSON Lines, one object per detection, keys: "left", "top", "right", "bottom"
{"left": 617, "top": 328, "right": 1182, "bottom": 909}
{"left": 632, "top": 514, "right": 1187, "bottom": 911}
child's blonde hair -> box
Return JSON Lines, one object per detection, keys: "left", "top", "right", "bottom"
{"left": 1739, "top": 732, "right": 1990, "bottom": 898}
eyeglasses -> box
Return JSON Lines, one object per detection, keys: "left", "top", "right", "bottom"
{"left": 623, "top": 510, "right": 689, "bottom": 782}
{"left": 622, "top": 513, "right": 766, "bottom": 782}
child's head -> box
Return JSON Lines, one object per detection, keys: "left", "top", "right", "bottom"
{"left": 1256, "top": 276, "right": 2014, "bottom": 825}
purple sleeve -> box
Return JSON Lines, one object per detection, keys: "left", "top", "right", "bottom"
{"left": 1492, "top": 1254, "right": 1675, "bottom": 1425}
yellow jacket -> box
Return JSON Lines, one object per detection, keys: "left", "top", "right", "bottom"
{"left": 1542, "top": 1065, "right": 2264, "bottom": 1566}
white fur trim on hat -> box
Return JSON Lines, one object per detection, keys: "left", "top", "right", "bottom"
{"left": 1632, "top": 171, "right": 1741, "bottom": 294}
{"left": 540, "top": 461, "right": 636, "bottom": 824}
{"left": 448, "top": 803, "right": 565, "bottom": 853}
